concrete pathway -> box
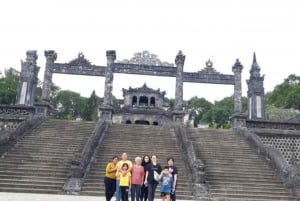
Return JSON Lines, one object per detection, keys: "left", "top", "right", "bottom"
{"left": 0, "top": 192, "right": 194, "bottom": 201}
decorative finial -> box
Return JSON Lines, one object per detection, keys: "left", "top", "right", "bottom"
{"left": 250, "top": 52, "right": 261, "bottom": 76}
{"left": 253, "top": 52, "right": 257, "bottom": 64}
{"left": 232, "top": 59, "right": 243, "bottom": 73}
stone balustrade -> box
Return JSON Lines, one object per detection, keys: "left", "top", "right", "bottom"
{"left": 0, "top": 105, "right": 35, "bottom": 131}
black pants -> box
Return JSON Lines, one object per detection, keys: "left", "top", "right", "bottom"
{"left": 131, "top": 184, "right": 141, "bottom": 201}
{"left": 140, "top": 184, "right": 148, "bottom": 201}
{"left": 120, "top": 186, "right": 129, "bottom": 201}
{"left": 147, "top": 182, "right": 158, "bottom": 201}
{"left": 104, "top": 177, "right": 116, "bottom": 201}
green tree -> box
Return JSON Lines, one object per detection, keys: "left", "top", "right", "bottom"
{"left": 0, "top": 68, "right": 19, "bottom": 104}
{"left": 52, "top": 90, "right": 87, "bottom": 120}
{"left": 201, "top": 96, "right": 248, "bottom": 129}
{"left": 187, "top": 96, "right": 212, "bottom": 127}
{"left": 267, "top": 74, "right": 300, "bottom": 109}
{"left": 82, "top": 90, "right": 99, "bottom": 121}
{"left": 163, "top": 97, "right": 175, "bottom": 108}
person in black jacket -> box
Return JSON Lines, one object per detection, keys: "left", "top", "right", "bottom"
{"left": 140, "top": 155, "right": 151, "bottom": 201}
{"left": 144, "top": 155, "right": 162, "bottom": 201}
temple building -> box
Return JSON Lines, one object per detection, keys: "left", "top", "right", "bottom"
{"left": 112, "top": 83, "right": 173, "bottom": 125}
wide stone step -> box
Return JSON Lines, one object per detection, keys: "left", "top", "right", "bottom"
{"left": 0, "top": 119, "right": 98, "bottom": 195}
{"left": 200, "top": 161, "right": 269, "bottom": 168}
{"left": 0, "top": 187, "right": 63, "bottom": 194}
{"left": 2, "top": 154, "right": 75, "bottom": 161}
{"left": 0, "top": 166, "right": 69, "bottom": 173}
{"left": 206, "top": 169, "right": 277, "bottom": 176}
{"left": 0, "top": 163, "right": 71, "bottom": 170}
{"left": 211, "top": 192, "right": 295, "bottom": 200}
{"left": 187, "top": 128, "right": 296, "bottom": 200}
{"left": 0, "top": 174, "right": 66, "bottom": 181}
{"left": 0, "top": 182, "right": 63, "bottom": 190}
{"left": 210, "top": 183, "right": 290, "bottom": 190}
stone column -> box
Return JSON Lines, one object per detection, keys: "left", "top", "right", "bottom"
{"left": 232, "top": 59, "right": 243, "bottom": 114}
{"left": 41, "top": 50, "right": 57, "bottom": 102}
{"left": 174, "top": 51, "right": 185, "bottom": 111}
{"left": 247, "top": 53, "right": 265, "bottom": 120}
{"left": 16, "top": 50, "right": 40, "bottom": 106}
{"left": 103, "top": 50, "right": 116, "bottom": 107}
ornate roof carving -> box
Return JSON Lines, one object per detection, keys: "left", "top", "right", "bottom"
{"left": 122, "top": 83, "right": 166, "bottom": 96}
{"left": 118, "top": 50, "right": 174, "bottom": 67}
{"left": 198, "top": 60, "right": 220, "bottom": 74}
{"left": 68, "top": 53, "right": 92, "bottom": 66}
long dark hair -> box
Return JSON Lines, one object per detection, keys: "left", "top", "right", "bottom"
{"left": 142, "top": 154, "right": 151, "bottom": 166}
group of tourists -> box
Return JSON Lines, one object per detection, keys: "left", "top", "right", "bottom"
{"left": 104, "top": 152, "right": 178, "bottom": 201}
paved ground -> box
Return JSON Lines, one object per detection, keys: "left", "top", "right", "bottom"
{"left": 0, "top": 192, "right": 194, "bottom": 201}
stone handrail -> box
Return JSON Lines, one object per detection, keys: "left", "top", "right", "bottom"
{"left": 0, "top": 105, "right": 36, "bottom": 131}
{"left": 0, "top": 105, "right": 35, "bottom": 119}
{"left": 0, "top": 116, "right": 46, "bottom": 155}
{"left": 246, "top": 119, "right": 300, "bottom": 130}
{"left": 236, "top": 127, "right": 300, "bottom": 197}
{"left": 63, "top": 114, "right": 110, "bottom": 193}
{"left": 173, "top": 125, "right": 210, "bottom": 200}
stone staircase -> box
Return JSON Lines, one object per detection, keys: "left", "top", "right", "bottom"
{"left": 81, "top": 124, "right": 195, "bottom": 200}
{"left": 0, "top": 119, "right": 96, "bottom": 194}
{"left": 187, "top": 128, "right": 297, "bottom": 201}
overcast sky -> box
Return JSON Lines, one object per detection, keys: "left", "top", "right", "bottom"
{"left": 0, "top": 0, "right": 299, "bottom": 102}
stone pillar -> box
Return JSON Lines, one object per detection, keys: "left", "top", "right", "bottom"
{"left": 232, "top": 59, "right": 243, "bottom": 114}
{"left": 100, "top": 50, "right": 116, "bottom": 121}
{"left": 41, "top": 50, "right": 57, "bottom": 102}
{"left": 103, "top": 50, "right": 116, "bottom": 107}
{"left": 174, "top": 51, "right": 185, "bottom": 110}
{"left": 231, "top": 113, "right": 247, "bottom": 130}
{"left": 172, "top": 51, "right": 185, "bottom": 123}
{"left": 16, "top": 51, "right": 40, "bottom": 106}
{"left": 247, "top": 53, "right": 265, "bottom": 120}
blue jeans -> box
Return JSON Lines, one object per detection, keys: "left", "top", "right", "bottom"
{"left": 116, "top": 180, "right": 120, "bottom": 201}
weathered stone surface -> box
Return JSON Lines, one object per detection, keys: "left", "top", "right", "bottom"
{"left": 247, "top": 119, "right": 300, "bottom": 130}
{"left": 113, "top": 84, "right": 172, "bottom": 125}
{"left": 41, "top": 50, "right": 57, "bottom": 102}
{"left": 0, "top": 130, "right": 10, "bottom": 145}
{"left": 118, "top": 50, "right": 175, "bottom": 67}
{"left": 232, "top": 59, "right": 243, "bottom": 114}
{"left": 15, "top": 51, "right": 40, "bottom": 106}
{"left": 63, "top": 116, "right": 109, "bottom": 193}
{"left": 0, "top": 105, "right": 35, "bottom": 131}
{"left": 173, "top": 125, "right": 210, "bottom": 200}
{"left": 247, "top": 53, "right": 265, "bottom": 120}
{"left": 236, "top": 127, "right": 300, "bottom": 198}
{"left": 174, "top": 51, "right": 185, "bottom": 111}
